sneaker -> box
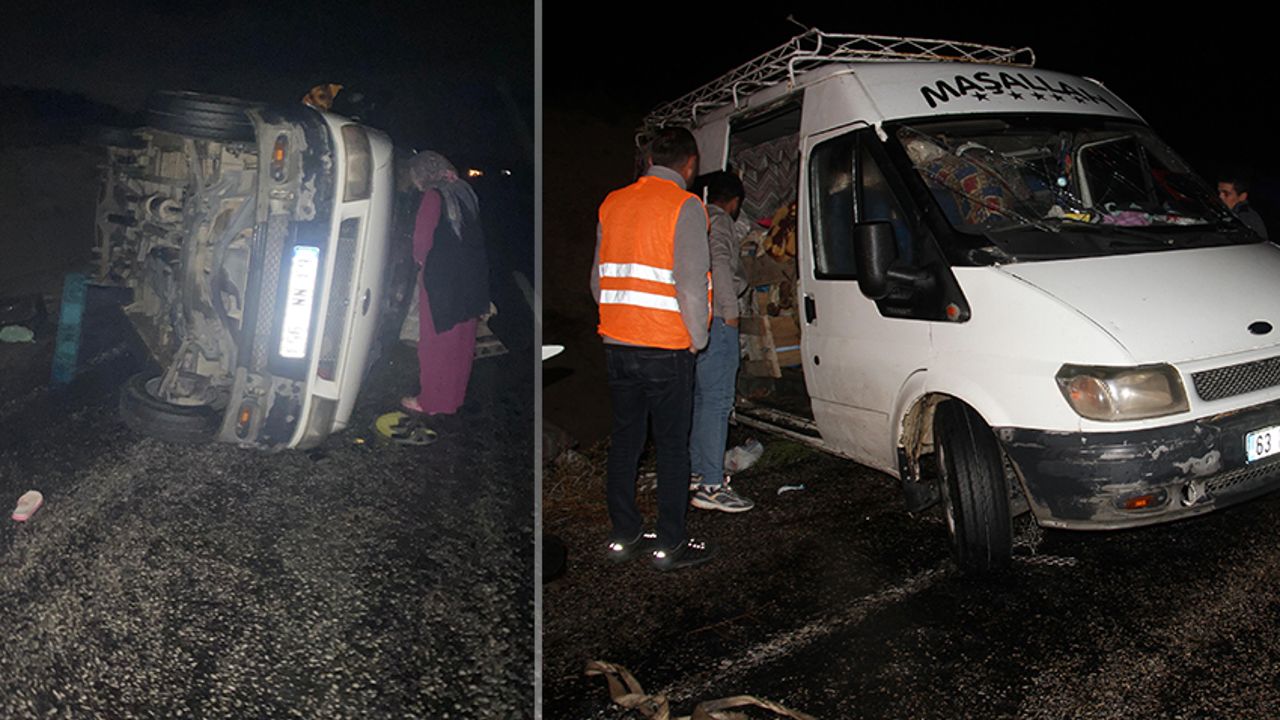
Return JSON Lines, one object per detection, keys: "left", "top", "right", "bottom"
{"left": 689, "top": 473, "right": 703, "bottom": 491}
{"left": 690, "top": 477, "right": 755, "bottom": 513}
{"left": 605, "top": 531, "right": 656, "bottom": 563}
{"left": 651, "top": 537, "right": 717, "bottom": 571}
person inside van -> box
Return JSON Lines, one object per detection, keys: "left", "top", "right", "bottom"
{"left": 1218, "top": 175, "right": 1268, "bottom": 240}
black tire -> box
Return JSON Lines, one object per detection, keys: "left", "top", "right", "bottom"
{"left": 145, "top": 91, "right": 258, "bottom": 142}
{"left": 933, "top": 401, "right": 1013, "bottom": 574}
{"left": 119, "top": 372, "right": 220, "bottom": 444}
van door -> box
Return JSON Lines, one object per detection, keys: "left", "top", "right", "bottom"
{"left": 799, "top": 126, "right": 934, "bottom": 475}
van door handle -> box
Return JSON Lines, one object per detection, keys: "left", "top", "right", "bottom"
{"left": 804, "top": 294, "right": 816, "bottom": 324}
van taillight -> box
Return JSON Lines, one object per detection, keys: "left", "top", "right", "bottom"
{"left": 271, "top": 134, "right": 289, "bottom": 182}
{"left": 235, "top": 402, "right": 256, "bottom": 439}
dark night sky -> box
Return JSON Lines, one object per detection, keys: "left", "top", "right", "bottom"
{"left": 546, "top": 7, "right": 1275, "bottom": 184}
{"left": 1, "top": 0, "right": 533, "bottom": 169}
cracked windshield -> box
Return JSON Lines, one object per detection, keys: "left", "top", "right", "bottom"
{"left": 896, "top": 117, "right": 1234, "bottom": 239}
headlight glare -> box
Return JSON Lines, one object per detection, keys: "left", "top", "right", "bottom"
{"left": 1055, "top": 364, "right": 1189, "bottom": 421}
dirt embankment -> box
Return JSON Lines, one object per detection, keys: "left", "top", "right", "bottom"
{"left": 0, "top": 87, "right": 124, "bottom": 296}
{"left": 0, "top": 144, "right": 99, "bottom": 295}
{"left": 0, "top": 89, "right": 118, "bottom": 405}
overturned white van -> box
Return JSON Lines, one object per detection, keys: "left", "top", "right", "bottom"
{"left": 94, "top": 92, "right": 395, "bottom": 450}
{"left": 646, "top": 31, "right": 1274, "bottom": 572}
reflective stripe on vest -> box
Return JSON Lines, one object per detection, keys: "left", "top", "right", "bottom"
{"left": 597, "top": 176, "right": 701, "bottom": 349}
{"left": 598, "top": 262, "right": 677, "bottom": 285}
{"left": 598, "top": 289, "right": 681, "bottom": 312}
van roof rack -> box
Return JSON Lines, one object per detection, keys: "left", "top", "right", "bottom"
{"left": 642, "top": 29, "right": 1036, "bottom": 132}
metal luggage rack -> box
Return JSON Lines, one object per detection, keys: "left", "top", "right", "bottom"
{"left": 641, "top": 29, "right": 1036, "bottom": 132}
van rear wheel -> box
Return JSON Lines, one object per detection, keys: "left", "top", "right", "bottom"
{"left": 145, "top": 91, "right": 257, "bottom": 142}
{"left": 933, "top": 401, "right": 1012, "bottom": 573}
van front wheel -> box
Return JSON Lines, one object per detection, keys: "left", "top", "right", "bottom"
{"left": 119, "top": 372, "right": 220, "bottom": 444}
{"left": 933, "top": 401, "right": 1012, "bottom": 573}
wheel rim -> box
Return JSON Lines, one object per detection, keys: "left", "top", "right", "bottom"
{"left": 144, "top": 377, "right": 213, "bottom": 408}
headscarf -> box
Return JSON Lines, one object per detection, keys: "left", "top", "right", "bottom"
{"left": 407, "top": 151, "right": 479, "bottom": 238}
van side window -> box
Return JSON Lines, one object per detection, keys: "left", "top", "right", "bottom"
{"left": 810, "top": 128, "right": 971, "bottom": 323}
{"left": 809, "top": 135, "right": 858, "bottom": 278}
{"left": 858, "top": 141, "right": 915, "bottom": 265}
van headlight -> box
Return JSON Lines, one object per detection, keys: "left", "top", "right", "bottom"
{"left": 1055, "top": 364, "right": 1189, "bottom": 421}
{"left": 341, "top": 125, "right": 372, "bottom": 201}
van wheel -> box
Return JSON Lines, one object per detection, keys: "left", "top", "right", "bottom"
{"left": 119, "top": 372, "right": 220, "bottom": 444}
{"left": 933, "top": 401, "right": 1012, "bottom": 573}
{"left": 145, "top": 91, "right": 257, "bottom": 142}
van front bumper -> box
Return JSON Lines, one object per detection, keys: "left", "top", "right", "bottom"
{"left": 997, "top": 399, "right": 1280, "bottom": 530}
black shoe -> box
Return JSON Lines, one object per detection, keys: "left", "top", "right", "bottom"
{"left": 650, "top": 537, "right": 717, "bottom": 571}
{"left": 543, "top": 534, "right": 568, "bottom": 582}
{"left": 605, "top": 531, "right": 656, "bottom": 563}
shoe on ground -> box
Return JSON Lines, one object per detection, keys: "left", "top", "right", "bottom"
{"left": 605, "top": 530, "right": 657, "bottom": 563}
{"left": 690, "top": 477, "right": 755, "bottom": 513}
{"left": 651, "top": 537, "right": 717, "bottom": 571}
{"left": 689, "top": 473, "right": 703, "bottom": 491}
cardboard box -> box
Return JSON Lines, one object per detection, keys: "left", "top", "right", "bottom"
{"left": 743, "top": 359, "right": 779, "bottom": 378}
{"left": 738, "top": 312, "right": 803, "bottom": 378}
{"left": 769, "top": 315, "right": 800, "bottom": 347}
{"left": 776, "top": 349, "right": 802, "bottom": 368}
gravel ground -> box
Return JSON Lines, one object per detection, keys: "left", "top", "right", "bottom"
{"left": 544, "top": 431, "right": 1280, "bottom": 719}
{"left": 0, "top": 302, "right": 534, "bottom": 718}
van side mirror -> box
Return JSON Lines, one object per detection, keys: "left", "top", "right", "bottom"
{"left": 854, "top": 221, "right": 897, "bottom": 300}
{"left": 854, "top": 221, "right": 935, "bottom": 301}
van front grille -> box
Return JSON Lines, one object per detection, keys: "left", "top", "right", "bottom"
{"left": 1192, "top": 356, "right": 1280, "bottom": 402}
{"left": 1206, "top": 459, "right": 1280, "bottom": 496}
{"left": 317, "top": 220, "right": 360, "bottom": 381}
{"left": 251, "top": 214, "right": 289, "bottom": 372}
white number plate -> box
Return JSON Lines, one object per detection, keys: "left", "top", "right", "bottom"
{"left": 279, "top": 245, "right": 320, "bottom": 359}
{"left": 1246, "top": 425, "right": 1280, "bottom": 463}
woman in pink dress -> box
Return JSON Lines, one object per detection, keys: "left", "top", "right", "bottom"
{"left": 401, "top": 152, "right": 490, "bottom": 416}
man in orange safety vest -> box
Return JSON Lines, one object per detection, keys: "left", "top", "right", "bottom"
{"left": 591, "top": 127, "right": 713, "bottom": 571}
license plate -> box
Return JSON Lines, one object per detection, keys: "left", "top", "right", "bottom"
{"left": 279, "top": 245, "right": 320, "bottom": 359}
{"left": 1246, "top": 424, "right": 1280, "bottom": 463}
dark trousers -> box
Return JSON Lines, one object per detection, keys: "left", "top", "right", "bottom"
{"left": 605, "top": 345, "right": 694, "bottom": 549}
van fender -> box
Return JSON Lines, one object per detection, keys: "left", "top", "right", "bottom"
{"left": 891, "top": 371, "right": 1019, "bottom": 513}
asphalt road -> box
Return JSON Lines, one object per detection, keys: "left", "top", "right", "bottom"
{"left": 544, "top": 431, "right": 1280, "bottom": 719}
{"left": 0, "top": 297, "right": 534, "bottom": 718}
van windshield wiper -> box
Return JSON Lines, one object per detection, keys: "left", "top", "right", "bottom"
{"left": 986, "top": 218, "right": 1180, "bottom": 250}
{"left": 991, "top": 217, "right": 1161, "bottom": 237}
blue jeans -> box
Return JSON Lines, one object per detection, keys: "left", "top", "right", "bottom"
{"left": 690, "top": 318, "right": 740, "bottom": 484}
{"left": 605, "top": 346, "right": 695, "bottom": 549}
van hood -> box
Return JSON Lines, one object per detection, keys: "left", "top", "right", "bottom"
{"left": 998, "top": 243, "right": 1280, "bottom": 364}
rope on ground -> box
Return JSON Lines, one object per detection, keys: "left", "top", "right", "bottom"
{"left": 585, "top": 660, "right": 815, "bottom": 720}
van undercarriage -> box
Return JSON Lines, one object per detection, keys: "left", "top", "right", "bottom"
{"left": 95, "top": 92, "right": 346, "bottom": 449}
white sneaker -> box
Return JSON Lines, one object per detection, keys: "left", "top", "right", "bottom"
{"left": 690, "top": 477, "right": 754, "bottom": 513}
